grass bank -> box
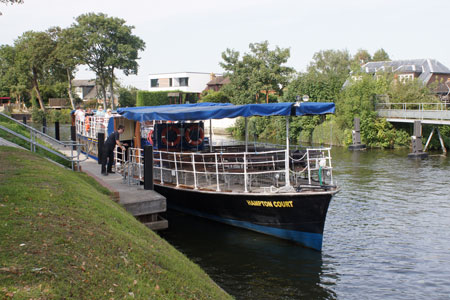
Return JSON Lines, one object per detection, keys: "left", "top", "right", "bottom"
{"left": 0, "top": 146, "right": 232, "bottom": 299}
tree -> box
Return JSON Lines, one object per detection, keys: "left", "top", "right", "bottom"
{"left": 372, "top": 48, "right": 390, "bottom": 61}
{"left": 353, "top": 49, "right": 372, "bottom": 65}
{"left": 220, "top": 41, "right": 293, "bottom": 104}
{"left": 73, "top": 13, "right": 145, "bottom": 110}
{"left": 118, "top": 86, "right": 137, "bottom": 107}
{"left": 307, "top": 49, "right": 351, "bottom": 78}
{"left": 14, "top": 30, "right": 59, "bottom": 111}
{"left": 200, "top": 89, "right": 230, "bottom": 103}
{"left": 0, "top": 0, "right": 23, "bottom": 15}
{"left": 53, "top": 27, "right": 84, "bottom": 109}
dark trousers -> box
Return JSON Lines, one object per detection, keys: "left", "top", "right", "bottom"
{"left": 101, "top": 145, "right": 114, "bottom": 173}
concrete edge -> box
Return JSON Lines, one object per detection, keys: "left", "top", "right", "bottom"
{"left": 81, "top": 167, "right": 121, "bottom": 202}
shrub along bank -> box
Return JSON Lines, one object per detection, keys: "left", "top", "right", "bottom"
{"left": 0, "top": 147, "right": 232, "bottom": 300}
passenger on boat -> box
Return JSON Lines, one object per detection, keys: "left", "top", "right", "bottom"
{"left": 96, "top": 106, "right": 105, "bottom": 117}
{"left": 74, "top": 106, "right": 85, "bottom": 122}
{"left": 101, "top": 124, "right": 127, "bottom": 176}
{"left": 104, "top": 109, "right": 112, "bottom": 128}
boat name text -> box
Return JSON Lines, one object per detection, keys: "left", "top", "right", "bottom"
{"left": 246, "top": 200, "right": 293, "bottom": 208}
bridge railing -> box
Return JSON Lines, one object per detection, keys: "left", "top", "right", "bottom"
{"left": 376, "top": 102, "right": 450, "bottom": 121}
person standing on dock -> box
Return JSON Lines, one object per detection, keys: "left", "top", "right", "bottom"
{"left": 101, "top": 125, "right": 127, "bottom": 176}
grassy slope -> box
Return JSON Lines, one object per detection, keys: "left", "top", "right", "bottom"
{"left": 0, "top": 146, "right": 232, "bottom": 300}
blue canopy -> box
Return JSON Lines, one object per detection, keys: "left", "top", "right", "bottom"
{"left": 117, "top": 102, "right": 335, "bottom": 122}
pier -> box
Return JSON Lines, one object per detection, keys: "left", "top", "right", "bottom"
{"left": 0, "top": 111, "right": 167, "bottom": 231}
{"left": 74, "top": 155, "right": 168, "bottom": 230}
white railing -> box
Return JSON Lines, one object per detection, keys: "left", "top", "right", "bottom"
{"left": 376, "top": 102, "right": 447, "bottom": 112}
{"left": 75, "top": 116, "right": 110, "bottom": 139}
{"left": 115, "top": 146, "right": 334, "bottom": 193}
{"left": 376, "top": 102, "right": 450, "bottom": 122}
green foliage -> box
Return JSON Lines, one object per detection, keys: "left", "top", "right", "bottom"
{"left": 336, "top": 74, "right": 380, "bottom": 129}
{"left": 48, "top": 109, "right": 72, "bottom": 123}
{"left": 73, "top": 13, "right": 145, "bottom": 110}
{"left": 31, "top": 107, "right": 47, "bottom": 124}
{"left": 118, "top": 87, "right": 137, "bottom": 107}
{"left": 310, "top": 116, "right": 346, "bottom": 146}
{"left": 358, "top": 111, "right": 409, "bottom": 148}
{"left": 200, "top": 89, "right": 230, "bottom": 103}
{"left": 136, "top": 91, "right": 172, "bottom": 106}
{"left": 220, "top": 41, "right": 294, "bottom": 104}
{"left": 372, "top": 48, "right": 390, "bottom": 61}
{"left": 387, "top": 79, "right": 439, "bottom": 103}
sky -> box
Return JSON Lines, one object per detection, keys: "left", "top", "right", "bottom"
{"left": 1, "top": 0, "right": 450, "bottom": 90}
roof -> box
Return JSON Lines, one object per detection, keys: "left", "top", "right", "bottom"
{"left": 207, "top": 76, "right": 230, "bottom": 86}
{"left": 84, "top": 85, "right": 98, "bottom": 99}
{"left": 72, "top": 79, "right": 96, "bottom": 87}
{"left": 362, "top": 59, "right": 450, "bottom": 83}
{"left": 362, "top": 59, "right": 450, "bottom": 74}
{"left": 343, "top": 59, "right": 450, "bottom": 88}
{"left": 117, "top": 102, "right": 335, "bottom": 122}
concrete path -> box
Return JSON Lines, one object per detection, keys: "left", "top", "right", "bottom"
{"left": 0, "top": 137, "right": 26, "bottom": 149}
{"left": 73, "top": 155, "right": 168, "bottom": 230}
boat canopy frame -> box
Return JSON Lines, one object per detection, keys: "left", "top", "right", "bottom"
{"left": 116, "top": 102, "right": 335, "bottom": 122}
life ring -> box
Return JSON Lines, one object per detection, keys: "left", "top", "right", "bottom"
{"left": 85, "top": 116, "right": 90, "bottom": 131}
{"left": 147, "top": 129, "right": 154, "bottom": 145}
{"left": 161, "top": 125, "right": 181, "bottom": 147}
{"left": 185, "top": 124, "right": 204, "bottom": 146}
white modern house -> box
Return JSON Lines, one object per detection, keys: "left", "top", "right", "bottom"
{"left": 148, "top": 72, "right": 218, "bottom": 93}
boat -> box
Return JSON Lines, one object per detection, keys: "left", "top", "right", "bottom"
{"left": 73, "top": 101, "right": 339, "bottom": 251}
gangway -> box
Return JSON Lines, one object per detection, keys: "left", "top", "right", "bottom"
{"left": 376, "top": 102, "right": 450, "bottom": 125}
{"left": 0, "top": 112, "right": 87, "bottom": 170}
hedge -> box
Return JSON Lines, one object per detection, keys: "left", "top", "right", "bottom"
{"left": 136, "top": 91, "right": 199, "bottom": 107}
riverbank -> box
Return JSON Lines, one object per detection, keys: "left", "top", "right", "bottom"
{"left": 0, "top": 147, "right": 232, "bottom": 299}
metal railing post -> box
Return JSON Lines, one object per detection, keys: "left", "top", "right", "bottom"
{"left": 244, "top": 152, "right": 248, "bottom": 192}
{"left": 159, "top": 151, "right": 163, "bottom": 184}
{"left": 174, "top": 152, "right": 179, "bottom": 187}
{"left": 144, "top": 146, "right": 154, "bottom": 190}
{"left": 192, "top": 153, "right": 197, "bottom": 190}
{"left": 215, "top": 153, "right": 220, "bottom": 191}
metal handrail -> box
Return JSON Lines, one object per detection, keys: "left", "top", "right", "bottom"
{"left": 0, "top": 124, "right": 85, "bottom": 170}
{"left": 0, "top": 112, "right": 76, "bottom": 147}
{"left": 376, "top": 102, "right": 446, "bottom": 111}
{"left": 117, "top": 147, "right": 334, "bottom": 193}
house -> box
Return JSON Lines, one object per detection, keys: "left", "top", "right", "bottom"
{"left": 148, "top": 72, "right": 224, "bottom": 103}
{"left": 72, "top": 79, "right": 97, "bottom": 101}
{"left": 72, "top": 79, "right": 118, "bottom": 106}
{"left": 346, "top": 59, "right": 450, "bottom": 99}
{"left": 205, "top": 73, "right": 230, "bottom": 92}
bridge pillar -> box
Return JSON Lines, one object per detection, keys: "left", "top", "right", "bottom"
{"left": 349, "top": 117, "right": 366, "bottom": 150}
{"left": 408, "top": 120, "right": 428, "bottom": 159}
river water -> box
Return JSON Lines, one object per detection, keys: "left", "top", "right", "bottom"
{"left": 159, "top": 146, "right": 450, "bottom": 299}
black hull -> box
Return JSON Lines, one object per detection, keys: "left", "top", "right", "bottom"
{"left": 154, "top": 184, "right": 335, "bottom": 250}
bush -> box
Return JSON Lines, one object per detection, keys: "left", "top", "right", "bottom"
{"left": 200, "top": 90, "right": 230, "bottom": 103}
{"left": 136, "top": 91, "right": 175, "bottom": 106}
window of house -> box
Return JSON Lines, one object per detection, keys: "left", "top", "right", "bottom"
{"left": 150, "top": 79, "right": 159, "bottom": 87}
{"left": 179, "top": 77, "right": 189, "bottom": 87}
{"left": 169, "top": 78, "right": 173, "bottom": 87}
{"left": 398, "top": 74, "right": 414, "bottom": 83}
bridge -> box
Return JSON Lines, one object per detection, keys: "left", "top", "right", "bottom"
{"left": 376, "top": 103, "right": 450, "bottom": 125}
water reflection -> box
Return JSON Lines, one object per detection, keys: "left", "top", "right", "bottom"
{"left": 160, "top": 211, "right": 337, "bottom": 299}
{"left": 159, "top": 145, "right": 450, "bottom": 300}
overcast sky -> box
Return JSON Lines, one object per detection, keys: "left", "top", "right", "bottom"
{"left": 1, "top": 0, "right": 449, "bottom": 90}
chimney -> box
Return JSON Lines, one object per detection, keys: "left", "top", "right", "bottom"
{"left": 210, "top": 73, "right": 216, "bottom": 81}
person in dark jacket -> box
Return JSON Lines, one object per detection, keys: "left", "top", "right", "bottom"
{"left": 101, "top": 124, "right": 127, "bottom": 175}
